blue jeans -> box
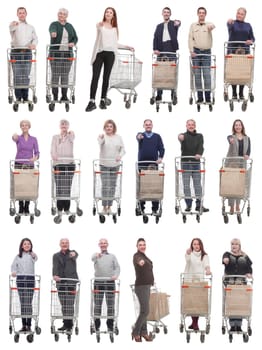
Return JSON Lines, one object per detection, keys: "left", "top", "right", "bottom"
{"left": 192, "top": 48, "right": 211, "bottom": 101}
{"left": 16, "top": 275, "right": 35, "bottom": 327}
{"left": 11, "top": 49, "right": 32, "bottom": 100}
{"left": 182, "top": 162, "right": 202, "bottom": 208}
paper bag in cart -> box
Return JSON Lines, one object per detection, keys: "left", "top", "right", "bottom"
{"left": 13, "top": 168, "right": 39, "bottom": 200}
{"left": 147, "top": 292, "right": 169, "bottom": 321}
{"left": 219, "top": 167, "right": 246, "bottom": 198}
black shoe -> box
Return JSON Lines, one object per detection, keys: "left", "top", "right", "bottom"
{"left": 155, "top": 95, "right": 162, "bottom": 101}
{"left": 26, "top": 326, "right": 31, "bottom": 332}
{"left": 58, "top": 325, "right": 67, "bottom": 331}
{"left": 24, "top": 203, "right": 30, "bottom": 215}
{"left": 205, "top": 98, "right": 211, "bottom": 103}
{"left": 232, "top": 94, "right": 238, "bottom": 100}
{"left": 195, "top": 206, "right": 209, "bottom": 212}
{"left": 196, "top": 99, "right": 203, "bottom": 104}
{"left": 239, "top": 94, "right": 244, "bottom": 100}
{"left": 85, "top": 101, "right": 96, "bottom": 112}
{"left": 99, "top": 99, "right": 107, "bottom": 109}
{"left": 16, "top": 97, "right": 22, "bottom": 102}
{"left": 60, "top": 96, "right": 69, "bottom": 102}
{"left": 236, "top": 326, "right": 242, "bottom": 332}
{"left": 230, "top": 326, "right": 236, "bottom": 332}
{"left": 185, "top": 206, "right": 191, "bottom": 212}
{"left": 19, "top": 203, "right": 24, "bottom": 214}
{"left": 19, "top": 326, "right": 27, "bottom": 332}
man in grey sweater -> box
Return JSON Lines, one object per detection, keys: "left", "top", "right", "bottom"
{"left": 91, "top": 238, "right": 120, "bottom": 332}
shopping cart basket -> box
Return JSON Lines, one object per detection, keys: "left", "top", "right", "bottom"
{"left": 179, "top": 273, "right": 212, "bottom": 343}
{"left": 9, "top": 159, "right": 41, "bottom": 224}
{"left": 222, "top": 275, "right": 253, "bottom": 343}
{"left": 46, "top": 44, "right": 77, "bottom": 112}
{"left": 50, "top": 278, "right": 80, "bottom": 342}
{"left": 90, "top": 278, "right": 120, "bottom": 343}
{"left": 150, "top": 51, "right": 179, "bottom": 112}
{"left": 9, "top": 274, "right": 41, "bottom": 343}
{"left": 92, "top": 159, "right": 123, "bottom": 224}
{"left": 219, "top": 157, "right": 252, "bottom": 224}
{"left": 135, "top": 161, "right": 164, "bottom": 224}
{"left": 7, "top": 47, "right": 37, "bottom": 112}
{"left": 175, "top": 156, "right": 206, "bottom": 223}
{"left": 51, "top": 158, "right": 83, "bottom": 223}
{"left": 223, "top": 41, "right": 255, "bottom": 111}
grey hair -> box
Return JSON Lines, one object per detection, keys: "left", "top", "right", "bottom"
{"left": 58, "top": 8, "right": 68, "bottom": 16}
{"left": 60, "top": 119, "right": 69, "bottom": 126}
{"left": 20, "top": 120, "right": 31, "bottom": 128}
{"left": 237, "top": 7, "right": 247, "bottom": 15}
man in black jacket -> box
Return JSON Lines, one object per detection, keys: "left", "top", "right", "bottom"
{"left": 53, "top": 238, "right": 79, "bottom": 331}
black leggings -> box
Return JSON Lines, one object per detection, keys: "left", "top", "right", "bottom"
{"left": 90, "top": 51, "right": 115, "bottom": 99}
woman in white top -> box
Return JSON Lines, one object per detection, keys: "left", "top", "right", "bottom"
{"left": 98, "top": 119, "right": 125, "bottom": 214}
{"left": 184, "top": 238, "right": 211, "bottom": 331}
{"left": 86, "top": 7, "right": 133, "bottom": 112}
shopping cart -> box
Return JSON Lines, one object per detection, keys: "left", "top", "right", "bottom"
{"left": 135, "top": 161, "right": 164, "bottom": 224}
{"left": 9, "top": 159, "right": 41, "bottom": 224}
{"left": 223, "top": 41, "right": 255, "bottom": 112}
{"left": 150, "top": 51, "right": 179, "bottom": 112}
{"left": 92, "top": 159, "right": 123, "bottom": 224}
{"left": 219, "top": 157, "right": 252, "bottom": 224}
{"left": 46, "top": 44, "right": 77, "bottom": 112}
{"left": 109, "top": 48, "right": 143, "bottom": 109}
{"left": 179, "top": 273, "right": 212, "bottom": 343}
{"left": 175, "top": 156, "right": 206, "bottom": 223}
{"left": 7, "top": 48, "right": 37, "bottom": 112}
{"left": 90, "top": 278, "right": 120, "bottom": 343}
{"left": 51, "top": 158, "right": 83, "bottom": 223}
{"left": 50, "top": 278, "right": 80, "bottom": 342}
{"left": 9, "top": 274, "right": 41, "bottom": 343}
{"left": 222, "top": 275, "right": 253, "bottom": 343}
{"left": 130, "top": 284, "right": 169, "bottom": 337}
{"left": 189, "top": 53, "right": 216, "bottom": 112}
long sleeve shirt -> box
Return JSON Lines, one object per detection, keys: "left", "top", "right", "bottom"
{"left": 222, "top": 251, "right": 252, "bottom": 275}
{"left": 49, "top": 21, "right": 78, "bottom": 47}
{"left": 11, "top": 252, "right": 37, "bottom": 275}
{"left": 92, "top": 252, "right": 120, "bottom": 278}
{"left": 188, "top": 22, "right": 214, "bottom": 52}
{"left": 51, "top": 133, "right": 74, "bottom": 163}
{"left": 137, "top": 132, "right": 165, "bottom": 161}
{"left": 98, "top": 134, "right": 125, "bottom": 167}
{"left": 52, "top": 250, "right": 79, "bottom": 279}
{"left": 184, "top": 251, "right": 210, "bottom": 275}
{"left": 153, "top": 20, "right": 180, "bottom": 52}
{"left": 180, "top": 130, "right": 204, "bottom": 160}
{"left": 10, "top": 21, "right": 38, "bottom": 47}
{"left": 228, "top": 20, "right": 255, "bottom": 42}
{"left": 14, "top": 134, "right": 39, "bottom": 163}
{"left": 133, "top": 251, "right": 154, "bottom": 286}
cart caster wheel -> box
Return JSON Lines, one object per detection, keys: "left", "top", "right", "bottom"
{"left": 68, "top": 215, "right": 76, "bottom": 223}
{"left": 51, "top": 207, "right": 56, "bottom": 216}
{"left": 247, "top": 207, "right": 250, "bottom": 216}
{"left": 222, "top": 206, "right": 226, "bottom": 215}
{"left": 46, "top": 95, "right": 51, "bottom": 103}
{"left": 175, "top": 206, "right": 179, "bottom": 214}
{"left": 155, "top": 216, "right": 159, "bottom": 224}
{"left": 72, "top": 95, "right": 75, "bottom": 104}
{"left": 243, "top": 334, "right": 249, "bottom": 343}
{"left": 182, "top": 215, "right": 186, "bottom": 223}
{"left": 77, "top": 208, "right": 83, "bottom": 216}
{"left": 229, "top": 101, "right": 234, "bottom": 112}
{"left": 222, "top": 326, "right": 226, "bottom": 334}
{"left": 155, "top": 327, "right": 160, "bottom": 334}
{"left": 197, "top": 104, "right": 200, "bottom": 112}
{"left": 92, "top": 207, "right": 96, "bottom": 216}
{"left": 27, "top": 334, "right": 34, "bottom": 343}
{"left": 172, "top": 95, "right": 177, "bottom": 105}
{"left": 163, "top": 326, "right": 168, "bottom": 334}
{"left": 249, "top": 93, "right": 254, "bottom": 102}
{"left": 143, "top": 215, "right": 149, "bottom": 224}
{"left": 209, "top": 104, "right": 213, "bottom": 112}
{"left": 49, "top": 103, "right": 55, "bottom": 112}
{"left": 99, "top": 215, "right": 105, "bottom": 223}
{"left": 75, "top": 327, "right": 79, "bottom": 335}
{"left": 156, "top": 104, "right": 160, "bottom": 112}
{"left": 30, "top": 215, "right": 34, "bottom": 224}
{"left": 51, "top": 326, "right": 55, "bottom": 334}
{"left": 96, "top": 334, "right": 100, "bottom": 343}
{"left": 133, "top": 95, "right": 137, "bottom": 103}
{"left": 14, "top": 334, "right": 20, "bottom": 343}
{"left": 212, "top": 96, "right": 215, "bottom": 104}
{"left": 90, "top": 325, "right": 95, "bottom": 334}
{"left": 168, "top": 103, "right": 172, "bottom": 112}
{"left": 223, "top": 214, "right": 229, "bottom": 224}
{"left": 189, "top": 97, "right": 193, "bottom": 105}
{"left": 105, "top": 97, "right": 111, "bottom": 106}
{"left": 65, "top": 103, "right": 70, "bottom": 112}
{"left": 179, "top": 324, "right": 184, "bottom": 333}
{"left": 135, "top": 208, "right": 141, "bottom": 216}
{"left": 123, "top": 93, "right": 127, "bottom": 102}
{"left": 150, "top": 97, "right": 155, "bottom": 105}
{"left": 237, "top": 214, "right": 242, "bottom": 224}
{"left": 67, "top": 334, "right": 71, "bottom": 342}
{"left": 54, "top": 215, "right": 62, "bottom": 224}
{"left": 196, "top": 214, "right": 200, "bottom": 223}
{"left": 33, "top": 95, "right": 37, "bottom": 104}
{"left": 9, "top": 208, "right": 16, "bottom": 216}
{"left": 34, "top": 209, "right": 41, "bottom": 217}
{"left": 54, "top": 333, "right": 59, "bottom": 342}
{"left": 125, "top": 101, "right": 131, "bottom": 109}
{"left": 13, "top": 103, "right": 19, "bottom": 112}
{"left": 14, "top": 215, "right": 21, "bottom": 224}
{"left": 113, "top": 214, "right": 117, "bottom": 223}
{"left": 206, "top": 324, "right": 210, "bottom": 334}
{"left": 114, "top": 327, "right": 119, "bottom": 335}
{"left": 186, "top": 333, "right": 190, "bottom": 343}
{"left": 117, "top": 207, "right": 121, "bottom": 216}
{"left": 241, "top": 101, "right": 247, "bottom": 112}
{"left": 200, "top": 333, "right": 205, "bottom": 343}
{"left": 8, "top": 96, "right": 13, "bottom": 104}
{"left": 224, "top": 93, "right": 228, "bottom": 102}
{"left": 229, "top": 334, "right": 233, "bottom": 343}
{"left": 248, "top": 327, "right": 252, "bottom": 336}
{"left": 9, "top": 325, "right": 12, "bottom": 334}
{"left": 109, "top": 332, "right": 114, "bottom": 343}
{"left": 28, "top": 103, "right": 34, "bottom": 111}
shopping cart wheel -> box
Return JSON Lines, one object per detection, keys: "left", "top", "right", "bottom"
{"left": 99, "top": 215, "right": 106, "bottom": 223}
{"left": 229, "top": 101, "right": 234, "bottom": 112}
{"left": 33, "top": 95, "right": 37, "bottom": 104}
{"left": 65, "top": 103, "right": 70, "bottom": 112}
{"left": 90, "top": 325, "right": 95, "bottom": 335}
{"left": 68, "top": 215, "right": 76, "bottom": 223}
{"left": 105, "top": 97, "right": 111, "bottom": 106}
{"left": 175, "top": 206, "right": 179, "bottom": 214}
{"left": 224, "top": 93, "right": 228, "bottom": 102}
{"left": 96, "top": 333, "right": 100, "bottom": 343}
{"left": 182, "top": 215, "right": 187, "bottom": 223}
{"left": 200, "top": 333, "right": 205, "bottom": 343}
{"left": 54, "top": 333, "right": 59, "bottom": 342}
{"left": 51, "top": 326, "right": 55, "bottom": 334}
{"left": 123, "top": 94, "right": 127, "bottom": 102}
{"left": 179, "top": 324, "right": 184, "bottom": 333}
{"left": 154, "top": 327, "right": 160, "bottom": 334}
{"left": 247, "top": 207, "right": 251, "bottom": 217}
{"left": 46, "top": 95, "right": 51, "bottom": 103}
{"left": 172, "top": 95, "right": 177, "bottom": 105}
{"left": 14, "top": 215, "right": 21, "bottom": 224}
{"left": 9, "top": 208, "right": 16, "bottom": 216}
{"left": 212, "top": 96, "right": 215, "bottom": 104}
{"left": 186, "top": 332, "right": 190, "bottom": 343}
{"left": 72, "top": 95, "right": 75, "bottom": 104}
{"left": 135, "top": 208, "right": 141, "bottom": 216}
{"left": 197, "top": 104, "right": 200, "bottom": 112}
{"left": 51, "top": 207, "right": 56, "bottom": 216}
{"left": 155, "top": 216, "right": 159, "bottom": 224}
{"left": 125, "top": 101, "right": 131, "bottom": 109}
{"left": 28, "top": 103, "right": 34, "bottom": 112}
{"left": 34, "top": 209, "right": 41, "bottom": 217}
{"left": 156, "top": 104, "right": 160, "bottom": 112}
{"left": 223, "top": 214, "right": 229, "bottom": 224}
{"left": 14, "top": 334, "right": 20, "bottom": 343}
{"left": 248, "top": 327, "right": 252, "bottom": 336}
{"left": 67, "top": 334, "right": 71, "bottom": 342}
{"left": 77, "top": 208, "right": 83, "bottom": 216}
{"left": 114, "top": 327, "right": 119, "bottom": 335}
{"left": 13, "top": 103, "right": 19, "bottom": 112}
{"left": 168, "top": 103, "right": 172, "bottom": 112}
{"left": 143, "top": 215, "right": 149, "bottom": 224}
{"left": 196, "top": 214, "right": 200, "bottom": 223}
{"left": 206, "top": 324, "right": 210, "bottom": 334}
{"left": 189, "top": 97, "right": 193, "bottom": 105}
{"left": 30, "top": 215, "right": 34, "bottom": 224}
{"left": 117, "top": 207, "right": 121, "bottom": 216}
{"left": 241, "top": 101, "right": 247, "bottom": 112}
{"left": 237, "top": 214, "right": 242, "bottom": 224}
{"left": 112, "top": 214, "right": 117, "bottom": 223}
{"left": 133, "top": 95, "right": 137, "bottom": 103}
{"left": 54, "top": 215, "right": 62, "bottom": 224}
{"left": 163, "top": 326, "right": 168, "bottom": 334}
{"left": 243, "top": 334, "right": 249, "bottom": 343}
{"left": 222, "top": 326, "right": 226, "bottom": 335}
{"left": 229, "top": 334, "right": 233, "bottom": 343}
{"left": 49, "top": 103, "right": 55, "bottom": 112}
{"left": 9, "top": 325, "right": 12, "bottom": 334}
{"left": 92, "top": 207, "right": 96, "bottom": 216}
{"left": 8, "top": 96, "right": 13, "bottom": 104}
{"left": 249, "top": 93, "right": 254, "bottom": 102}
{"left": 27, "top": 334, "right": 34, "bottom": 343}
{"left": 109, "top": 332, "right": 114, "bottom": 343}
{"left": 150, "top": 97, "right": 155, "bottom": 105}
{"left": 209, "top": 104, "right": 213, "bottom": 112}
{"left": 75, "top": 327, "right": 79, "bottom": 335}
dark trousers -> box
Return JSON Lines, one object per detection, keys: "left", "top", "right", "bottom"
{"left": 90, "top": 51, "right": 115, "bottom": 99}
{"left": 11, "top": 50, "right": 32, "bottom": 100}
{"left": 133, "top": 285, "right": 151, "bottom": 336}
{"left": 192, "top": 48, "right": 211, "bottom": 101}
{"left": 17, "top": 275, "right": 35, "bottom": 327}
{"left": 54, "top": 163, "right": 75, "bottom": 211}
{"left": 94, "top": 280, "right": 115, "bottom": 331}
{"left": 50, "top": 51, "right": 72, "bottom": 99}
{"left": 57, "top": 282, "right": 76, "bottom": 329}
{"left": 100, "top": 165, "right": 119, "bottom": 206}
{"left": 182, "top": 162, "right": 202, "bottom": 208}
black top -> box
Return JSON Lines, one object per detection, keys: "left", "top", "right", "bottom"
{"left": 180, "top": 130, "right": 204, "bottom": 161}
{"left": 133, "top": 251, "right": 154, "bottom": 286}
{"left": 222, "top": 251, "right": 252, "bottom": 275}
{"left": 153, "top": 20, "right": 180, "bottom": 52}
{"left": 53, "top": 249, "right": 79, "bottom": 279}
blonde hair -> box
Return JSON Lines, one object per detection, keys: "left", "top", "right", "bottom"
{"left": 231, "top": 238, "right": 246, "bottom": 256}
{"left": 20, "top": 120, "right": 31, "bottom": 128}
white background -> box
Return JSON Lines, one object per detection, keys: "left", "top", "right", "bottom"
{"left": 1, "top": 0, "right": 260, "bottom": 349}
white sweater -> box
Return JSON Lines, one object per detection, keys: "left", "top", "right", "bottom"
{"left": 98, "top": 134, "right": 125, "bottom": 167}
{"left": 184, "top": 251, "right": 210, "bottom": 276}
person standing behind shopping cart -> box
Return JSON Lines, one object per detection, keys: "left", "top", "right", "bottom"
{"left": 98, "top": 119, "right": 125, "bottom": 215}
{"left": 9, "top": 7, "right": 38, "bottom": 103}
{"left": 85, "top": 7, "right": 133, "bottom": 112}
{"left": 184, "top": 238, "right": 211, "bottom": 331}
{"left": 12, "top": 119, "right": 39, "bottom": 215}
{"left": 11, "top": 238, "right": 37, "bottom": 332}
{"left": 226, "top": 119, "right": 251, "bottom": 214}
{"left": 51, "top": 119, "right": 75, "bottom": 217}
{"left": 178, "top": 119, "right": 209, "bottom": 213}
{"left": 222, "top": 238, "right": 253, "bottom": 332}
{"left": 53, "top": 238, "right": 79, "bottom": 332}
{"left": 153, "top": 6, "right": 181, "bottom": 102}
{"left": 136, "top": 119, "right": 165, "bottom": 214}
{"left": 48, "top": 8, "right": 78, "bottom": 102}
{"left": 188, "top": 7, "right": 215, "bottom": 104}
{"left": 227, "top": 7, "right": 255, "bottom": 100}
{"left": 91, "top": 238, "right": 120, "bottom": 334}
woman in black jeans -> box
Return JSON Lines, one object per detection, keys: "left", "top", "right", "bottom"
{"left": 86, "top": 7, "right": 133, "bottom": 112}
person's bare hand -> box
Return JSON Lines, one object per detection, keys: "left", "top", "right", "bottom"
{"left": 138, "top": 259, "right": 145, "bottom": 266}
{"left": 137, "top": 133, "right": 144, "bottom": 140}
{"left": 178, "top": 133, "right": 184, "bottom": 141}
{"left": 154, "top": 50, "right": 160, "bottom": 55}
{"left": 68, "top": 43, "right": 74, "bottom": 47}
{"left": 53, "top": 275, "right": 61, "bottom": 282}
{"left": 229, "top": 137, "right": 234, "bottom": 144}
{"left": 186, "top": 248, "right": 192, "bottom": 255}
{"left": 227, "top": 19, "right": 234, "bottom": 25}
{"left": 99, "top": 134, "right": 104, "bottom": 139}
{"left": 51, "top": 32, "right": 57, "bottom": 38}
{"left": 11, "top": 21, "right": 19, "bottom": 26}
{"left": 223, "top": 257, "right": 229, "bottom": 264}
{"left": 69, "top": 251, "right": 76, "bottom": 258}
